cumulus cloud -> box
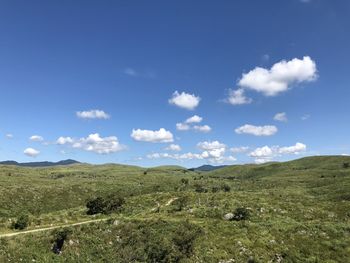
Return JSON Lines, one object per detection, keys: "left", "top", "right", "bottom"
{"left": 24, "top": 147, "right": 40, "bottom": 157}
{"left": 177, "top": 115, "right": 211, "bottom": 133}
{"left": 168, "top": 91, "right": 200, "bottom": 110}
{"left": 227, "top": 89, "right": 252, "bottom": 105}
{"left": 176, "top": 123, "right": 191, "bottom": 131}
{"left": 193, "top": 125, "right": 211, "bottom": 133}
{"left": 56, "top": 137, "right": 74, "bottom": 145}
{"left": 56, "top": 133, "right": 125, "bottom": 154}
{"left": 238, "top": 56, "right": 317, "bottom": 96}
{"left": 148, "top": 140, "right": 235, "bottom": 164}
{"left": 76, "top": 110, "right": 110, "bottom": 120}
{"left": 273, "top": 112, "right": 288, "bottom": 122}
{"left": 30, "top": 135, "right": 44, "bottom": 142}
{"left": 249, "top": 142, "right": 307, "bottom": 163}
{"left": 278, "top": 142, "right": 306, "bottom": 154}
{"left": 165, "top": 144, "right": 182, "bottom": 151}
{"left": 235, "top": 124, "right": 278, "bottom": 136}
{"left": 185, "top": 115, "right": 203, "bottom": 124}
{"left": 131, "top": 128, "right": 174, "bottom": 143}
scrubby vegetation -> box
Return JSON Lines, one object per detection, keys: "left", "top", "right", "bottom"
{"left": 0, "top": 156, "right": 349, "bottom": 262}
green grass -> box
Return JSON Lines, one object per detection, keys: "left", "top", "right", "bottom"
{"left": 0, "top": 156, "right": 349, "bottom": 262}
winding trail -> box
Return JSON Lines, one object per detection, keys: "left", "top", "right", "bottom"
{"left": 0, "top": 197, "right": 178, "bottom": 238}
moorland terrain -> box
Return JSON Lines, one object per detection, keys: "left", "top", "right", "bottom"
{"left": 0, "top": 156, "right": 349, "bottom": 262}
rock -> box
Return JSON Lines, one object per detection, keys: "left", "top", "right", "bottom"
{"left": 223, "top": 213, "right": 234, "bottom": 221}
{"left": 113, "top": 220, "right": 120, "bottom": 226}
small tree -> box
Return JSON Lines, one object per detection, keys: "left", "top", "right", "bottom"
{"left": 86, "top": 197, "right": 105, "bottom": 215}
{"left": 11, "top": 214, "right": 29, "bottom": 230}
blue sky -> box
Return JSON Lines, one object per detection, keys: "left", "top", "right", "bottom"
{"left": 0, "top": 0, "right": 349, "bottom": 167}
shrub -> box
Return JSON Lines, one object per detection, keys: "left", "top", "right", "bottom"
{"left": 343, "top": 162, "right": 349, "bottom": 169}
{"left": 194, "top": 183, "right": 207, "bottom": 193}
{"left": 181, "top": 178, "right": 189, "bottom": 185}
{"left": 221, "top": 184, "right": 231, "bottom": 192}
{"left": 233, "top": 207, "right": 250, "bottom": 221}
{"left": 170, "top": 196, "right": 189, "bottom": 212}
{"left": 86, "top": 195, "right": 125, "bottom": 215}
{"left": 11, "top": 214, "right": 29, "bottom": 230}
{"left": 52, "top": 228, "right": 72, "bottom": 254}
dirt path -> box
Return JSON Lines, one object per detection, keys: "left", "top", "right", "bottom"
{"left": 0, "top": 197, "right": 178, "bottom": 238}
{"left": 150, "top": 197, "right": 178, "bottom": 212}
{"left": 0, "top": 218, "right": 109, "bottom": 238}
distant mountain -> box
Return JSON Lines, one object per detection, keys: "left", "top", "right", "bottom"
{"left": 0, "top": 159, "right": 80, "bottom": 167}
{"left": 188, "top": 164, "right": 227, "bottom": 172}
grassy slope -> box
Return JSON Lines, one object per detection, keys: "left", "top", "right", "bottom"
{"left": 0, "top": 156, "right": 349, "bottom": 262}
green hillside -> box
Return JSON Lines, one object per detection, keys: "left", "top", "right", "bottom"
{"left": 0, "top": 156, "right": 349, "bottom": 262}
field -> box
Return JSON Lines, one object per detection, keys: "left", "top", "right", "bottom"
{"left": 0, "top": 156, "right": 349, "bottom": 262}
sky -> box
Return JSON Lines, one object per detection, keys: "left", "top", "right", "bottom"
{"left": 0, "top": 0, "right": 350, "bottom": 167}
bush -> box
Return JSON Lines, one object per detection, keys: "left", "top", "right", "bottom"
{"left": 170, "top": 196, "right": 189, "bottom": 212}
{"left": 52, "top": 228, "right": 72, "bottom": 254}
{"left": 194, "top": 183, "right": 207, "bottom": 193}
{"left": 233, "top": 207, "right": 250, "bottom": 221}
{"left": 11, "top": 214, "right": 29, "bottom": 230}
{"left": 343, "top": 162, "right": 349, "bottom": 169}
{"left": 181, "top": 178, "right": 189, "bottom": 185}
{"left": 86, "top": 195, "right": 125, "bottom": 215}
{"left": 221, "top": 184, "right": 231, "bottom": 192}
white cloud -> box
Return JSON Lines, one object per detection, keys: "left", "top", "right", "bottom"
{"left": 131, "top": 128, "right": 174, "bottom": 143}
{"left": 76, "top": 110, "right": 110, "bottom": 120}
{"left": 230, "top": 146, "right": 249, "bottom": 153}
{"left": 227, "top": 88, "right": 252, "bottom": 105}
{"left": 249, "top": 146, "right": 274, "bottom": 158}
{"left": 238, "top": 56, "right": 317, "bottom": 96}
{"left": 56, "top": 137, "right": 74, "bottom": 145}
{"left": 193, "top": 125, "right": 211, "bottom": 133}
{"left": 177, "top": 115, "right": 211, "bottom": 133}
{"left": 278, "top": 142, "right": 306, "bottom": 154}
{"left": 24, "top": 148, "right": 40, "bottom": 157}
{"left": 235, "top": 124, "right": 278, "bottom": 136}
{"left": 30, "top": 135, "right": 44, "bottom": 142}
{"left": 148, "top": 140, "right": 236, "bottom": 164}
{"left": 176, "top": 123, "right": 191, "bottom": 131}
{"left": 56, "top": 134, "right": 125, "bottom": 154}
{"left": 165, "top": 144, "right": 182, "bottom": 151}
{"left": 273, "top": 112, "right": 288, "bottom": 122}
{"left": 185, "top": 115, "right": 203, "bottom": 123}
{"left": 249, "top": 142, "right": 307, "bottom": 163}
{"left": 197, "top": 140, "right": 226, "bottom": 150}
{"left": 5, "top": 134, "right": 13, "bottom": 139}
{"left": 169, "top": 91, "right": 200, "bottom": 110}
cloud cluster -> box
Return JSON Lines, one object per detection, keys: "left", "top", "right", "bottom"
{"left": 176, "top": 115, "right": 211, "bottom": 133}
{"left": 56, "top": 133, "right": 125, "bottom": 154}
{"left": 169, "top": 91, "right": 200, "bottom": 110}
{"left": 148, "top": 140, "right": 236, "bottom": 164}
{"left": 131, "top": 128, "right": 174, "bottom": 143}
{"left": 24, "top": 147, "right": 40, "bottom": 157}
{"left": 76, "top": 110, "right": 110, "bottom": 120}
{"left": 249, "top": 142, "right": 306, "bottom": 163}
{"left": 235, "top": 124, "right": 277, "bottom": 136}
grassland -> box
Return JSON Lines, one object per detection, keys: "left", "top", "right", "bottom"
{"left": 0, "top": 156, "right": 349, "bottom": 262}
